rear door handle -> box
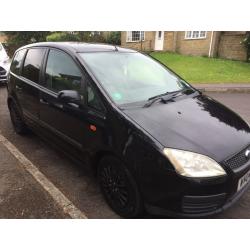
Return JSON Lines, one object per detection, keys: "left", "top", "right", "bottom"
{"left": 16, "top": 85, "right": 22, "bottom": 91}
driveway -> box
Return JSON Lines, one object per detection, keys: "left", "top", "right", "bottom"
{"left": 0, "top": 85, "right": 250, "bottom": 218}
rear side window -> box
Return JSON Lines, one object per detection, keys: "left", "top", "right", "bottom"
{"left": 22, "top": 48, "right": 45, "bottom": 83}
{"left": 45, "top": 49, "right": 82, "bottom": 92}
{"left": 10, "top": 49, "right": 26, "bottom": 75}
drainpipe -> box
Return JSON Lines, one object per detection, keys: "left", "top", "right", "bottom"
{"left": 208, "top": 31, "right": 214, "bottom": 57}
{"left": 140, "top": 31, "right": 143, "bottom": 52}
{"left": 173, "top": 32, "right": 177, "bottom": 52}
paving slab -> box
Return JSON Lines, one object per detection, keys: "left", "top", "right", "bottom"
{"left": 0, "top": 143, "right": 70, "bottom": 219}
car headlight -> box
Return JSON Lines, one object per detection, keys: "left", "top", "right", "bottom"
{"left": 163, "top": 148, "right": 226, "bottom": 178}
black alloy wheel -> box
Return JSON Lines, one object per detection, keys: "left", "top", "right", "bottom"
{"left": 98, "top": 156, "right": 143, "bottom": 218}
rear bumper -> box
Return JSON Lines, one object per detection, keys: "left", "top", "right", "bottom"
{"left": 145, "top": 180, "right": 250, "bottom": 218}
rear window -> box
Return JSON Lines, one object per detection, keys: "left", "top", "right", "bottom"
{"left": 22, "top": 48, "right": 45, "bottom": 83}
{"left": 10, "top": 49, "right": 27, "bottom": 75}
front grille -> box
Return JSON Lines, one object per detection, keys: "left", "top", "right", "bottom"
{"left": 182, "top": 194, "right": 226, "bottom": 214}
{"left": 224, "top": 145, "right": 250, "bottom": 170}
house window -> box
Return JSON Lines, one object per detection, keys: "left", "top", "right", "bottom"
{"left": 126, "top": 31, "right": 145, "bottom": 42}
{"left": 185, "top": 31, "right": 207, "bottom": 39}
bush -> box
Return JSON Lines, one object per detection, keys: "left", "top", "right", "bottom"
{"left": 46, "top": 32, "right": 80, "bottom": 42}
{"left": 106, "top": 32, "right": 121, "bottom": 45}
{"left": 87, "top": 32, "right": 107, "bottom": 43}
{"left": 46, "top": 31, "right": 107, "bottom": 43}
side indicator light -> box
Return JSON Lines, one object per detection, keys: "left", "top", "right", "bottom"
{"left": 90, "top": 124, "right": 97, "bottom": 132}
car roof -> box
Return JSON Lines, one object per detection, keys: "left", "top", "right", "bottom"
{"left": 17, "top": 42, "right": 137, "bottom": 53}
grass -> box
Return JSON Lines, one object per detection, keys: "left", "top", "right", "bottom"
{"left": 150, "top": 52, "right": 250, "bottom": 84}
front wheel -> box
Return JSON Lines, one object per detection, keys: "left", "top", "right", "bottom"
{"left": 98, "top": 156, "right": 144, "bottom": 218}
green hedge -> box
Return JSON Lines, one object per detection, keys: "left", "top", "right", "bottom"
{"left": 46, "top": 32, "right": 80, "bottom": 42}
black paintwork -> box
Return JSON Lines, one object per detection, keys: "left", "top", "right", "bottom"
{"left": 7, "top": 42, "right": 250, "bottom": 217}
{"left": 124, "top": 92, "right": 250, "bottom": 163}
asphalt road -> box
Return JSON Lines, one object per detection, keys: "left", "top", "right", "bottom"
{"left": 0, "top": 85, "right": 250, "bottom": 218}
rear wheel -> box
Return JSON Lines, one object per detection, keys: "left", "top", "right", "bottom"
{"left": 9, "top": 101, "right": 28, "bottom": 135}
{"left": 98, "top": 156, "right": 143, "bottom": 218}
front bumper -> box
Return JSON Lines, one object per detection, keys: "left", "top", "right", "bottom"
{"left": 145, "top": 180, "right": 250, "bottom": 218}
{"left": 143, "top": 154, "right": 250, "bottom": 218}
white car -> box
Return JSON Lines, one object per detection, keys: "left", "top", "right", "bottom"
{"left": 0, "top": 43, "right": 10, "bottom": 84}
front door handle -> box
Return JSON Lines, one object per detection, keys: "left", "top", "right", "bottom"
{"left": 40, "top": 98, "right": 49, "bottom": 105}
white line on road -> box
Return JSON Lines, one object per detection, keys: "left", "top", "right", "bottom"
{"left": 0, "top": 132, "right": 88, "bottom": 219}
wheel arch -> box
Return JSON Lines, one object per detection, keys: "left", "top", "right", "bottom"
{"left": 91, "top": 150, "right": 120, "bottom": 176}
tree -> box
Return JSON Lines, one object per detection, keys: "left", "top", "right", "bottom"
{"left": 242, "top": 31, "right": 250, "bottom": 62}
{"left": 3, "top": 31, "right": 50, "bottom": 56}
{"left": 3, "top": 31, "right": 49, "bottom": 45}
{"left": 77, "top": 32, "right": 106, "bottom": 43}
{"left": 2, "top": 31, "right": 118, "bottom": 56}
{"left": 106, "top": 32, "right": 121, "bottom": 45}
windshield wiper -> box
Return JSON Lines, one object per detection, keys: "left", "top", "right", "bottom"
{"left": 143, "top": 90, "right": 183, "bottom": 108}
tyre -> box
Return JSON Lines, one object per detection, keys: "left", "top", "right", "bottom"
{"left": 98, "top": 156, "right": 143, "bottom": 218}
{"left": 9, "top": 101, "right": 28, "bottom": 135}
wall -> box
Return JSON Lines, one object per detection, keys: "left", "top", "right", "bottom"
{"left": 121, "top": 32, "right": 155, "bottom": 51}
{"left": 176, "top": 31, "right": 212, "bottom": 56}
{"left": 121, "top": 31, "right": 177, "bottom": 52}
{"left": 163, "top": 32, "right": 176, "bottom": 52}
{"left": 218, "top": 32, "right": 247, "bottom": 61}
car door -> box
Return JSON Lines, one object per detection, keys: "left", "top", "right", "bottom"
{"left": 17, "top": 48, "right": 46, "bottom": 124}
{"left": 39, "top": 48, "right": 107, "bottom": 159}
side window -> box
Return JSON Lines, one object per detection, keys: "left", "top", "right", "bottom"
{"left": 10, "top": 49, "right": 27, "bottom": 75}
{"left": 45, "top": 49, "right": 82, "bottom": 92}
{"left": 22, "top": 48, "right": 45, "bottom": 83}
{"left": 87, "top": 83, "right": 104, "bottom": 111}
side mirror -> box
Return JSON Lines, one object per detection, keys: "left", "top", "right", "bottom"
{"left": 58, "top": 90, "right": 81, "bottom": 104}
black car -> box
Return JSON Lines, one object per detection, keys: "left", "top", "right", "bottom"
{"left": 7, "top": 42, "right": 250, "bottom": 218}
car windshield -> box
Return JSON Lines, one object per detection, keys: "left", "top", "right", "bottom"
{"left": 80, "top": 52, "right": 192, "bottom": 105}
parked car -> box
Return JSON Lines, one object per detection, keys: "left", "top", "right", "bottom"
{"left": 7, "top": 42, "right": 250, "bottom": 218}
{"left": 0, "top": 43, "right": 10, "bottom": 84}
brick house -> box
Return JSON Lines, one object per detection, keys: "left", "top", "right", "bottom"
{"left": 121, "top": 31, "right": 248, "bottom": 61}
